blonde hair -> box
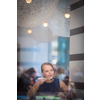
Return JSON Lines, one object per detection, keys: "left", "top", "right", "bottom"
{"left": 41, "top": 62, "right": 54, "bottom": 72}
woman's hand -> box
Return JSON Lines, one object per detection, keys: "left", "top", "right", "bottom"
{"left": 57, "top": 92, "right": 67, "bottom": 99}
{"left": 27, "top": 78, "right": 47, "bottom": 98}
{"left": 36, "top": 78, "right": 47, "bottom": 86}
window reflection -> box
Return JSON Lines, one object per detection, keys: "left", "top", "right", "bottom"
{"left": 48, "top": 37, "right": 70, "bottom": 72}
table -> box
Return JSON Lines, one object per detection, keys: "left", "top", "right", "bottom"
{"left": 17, "top": 89, "right": 84, "bottom": 100}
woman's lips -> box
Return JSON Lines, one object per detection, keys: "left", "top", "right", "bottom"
{"left": 49, "top": 75, "right": 52, "bottom": 77}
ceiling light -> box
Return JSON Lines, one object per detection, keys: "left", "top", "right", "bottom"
{"left": 43, "top": 23, "right": 48, "bottom": 27}
{"left": 64, "top": 13, "right": 70, "bottom": 18}
{"left": 27, "top": 29, "right": 32, "bottom": 34}
{"left": 26, "top": 0, "right": 32, "bottom": 4}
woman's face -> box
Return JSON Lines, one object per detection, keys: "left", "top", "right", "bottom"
{"left": 42, "top": 65, "right": 54, "bottom": 79}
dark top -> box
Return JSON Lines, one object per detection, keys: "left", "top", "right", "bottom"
{"left": 37, "top": 78, "right": 60, "bottom": 93}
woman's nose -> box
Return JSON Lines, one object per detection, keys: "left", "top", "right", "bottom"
{"left": 49, "top": 71, "right": 51, "bottom": 74}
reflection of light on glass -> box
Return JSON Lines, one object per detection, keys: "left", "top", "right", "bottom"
{"left": 26, "top": 0, "right": 32, "bottom": 4}
{"left": 64, "top": 13, "right": 70, "bottom": 18}
{"left": 51, "top": 40, "right": 58, "bottom": 48}
{"left": 52, "top": 51, "right": 58, "bottom": 55}
{"left": 52, "top": 59, "right": 57, "bottom": 64}
{"left": 68, "top": 86, "right": 71, "bottom": 91}
{"left": 27, "top": 29, "right": 32, "bottom": 34}
{"left": 43, "top": 23, "right": 48, "bottom": 27}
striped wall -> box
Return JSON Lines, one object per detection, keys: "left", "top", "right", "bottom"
{"left": 69, "top": 0, "right": 84, "bottom": 85}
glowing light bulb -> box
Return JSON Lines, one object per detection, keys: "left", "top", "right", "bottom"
{"left": 26, "top": 0, "right": 32, "bottom": 4}
{"left": 43, "top": 23, "right": 48, "bottom": 27}
{"left": 64, "top": 13, "right": 70, "bottom": 18}
{"left": 27, "top": 29, "right": 32, "bottom": 34}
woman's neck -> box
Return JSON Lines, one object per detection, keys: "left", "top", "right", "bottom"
{"left": 45, "top": 78, "right": 54, "bottom": 83}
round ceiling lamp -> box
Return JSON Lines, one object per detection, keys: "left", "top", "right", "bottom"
{"left": 17, "top": 26, "right": 39, "bottom": 47}
{"left": 64, "top": 13, "right": 70, "bottom": 18}
{"left": 48, "top": 0, "right": 70, "bottom": 37}
{"left": 17, "top": 0, "right": 58, "bottom": 27}
{"left": 29, "top": 25, "right": 59, "bottom": 43}
{"left": 27, "top": 29, "right": 32, "bottom": 34}
{"left": 26, "top": 0, "right": 32, "bottom": 4}
{"left": 43, "top": 22, "right": 48, "bottom": 27}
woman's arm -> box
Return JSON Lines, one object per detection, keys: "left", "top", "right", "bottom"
{"left": 59, "top": 79, "right": 68, "bottom": 92}
{"left": 27, "top": 78, "right": 47, "bottom": 98}
{"left": 57, "top": 79, "right": 68, "bottom": 98}
{"left": 57, "top": 79, "right": 72, "bottom": 99}
{"left": 27, "top": 82, "right": 39, "bottom": 98}
{"left": 59, "top": 79, "right": 77, "bottom": 99}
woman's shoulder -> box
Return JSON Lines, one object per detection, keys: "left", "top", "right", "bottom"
{"left": 54, "top": 78, "right": 62, "bottom": 81}
{"left": 54, "top": 78, "right": 60, "bottom": 83}
{"left": 54, "top": 78, "right": 59, "bottom": 81}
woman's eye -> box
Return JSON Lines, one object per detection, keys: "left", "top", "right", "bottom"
{"left": 46, "top": 71, "right": 48, "bottom": 72}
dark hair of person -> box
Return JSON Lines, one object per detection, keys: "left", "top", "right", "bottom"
{"left": 41, "top": 62, "right": 54, "bottom": 72}
{"left": 25, "top": 67, "right": 36, "bottom": 76}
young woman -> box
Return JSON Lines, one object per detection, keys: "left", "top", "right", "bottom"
{"left": 27, "top": 62, "right": 71, "bottom": 99}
